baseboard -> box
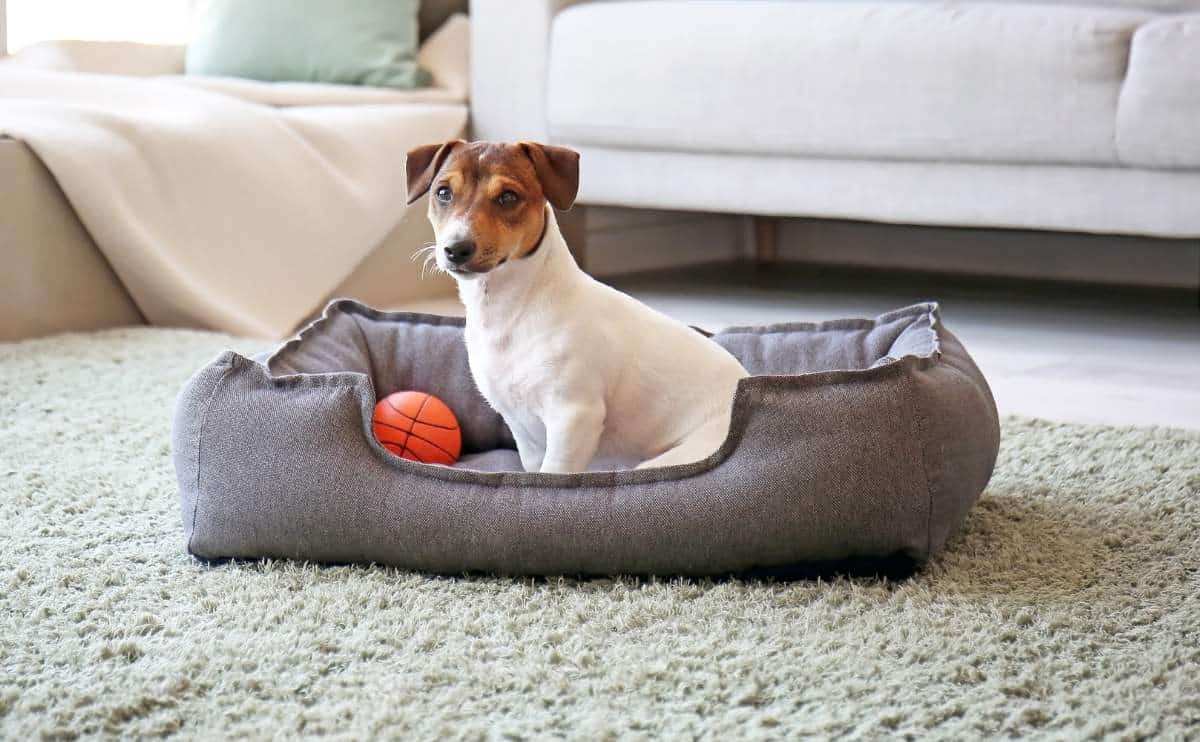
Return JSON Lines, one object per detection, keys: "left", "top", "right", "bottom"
{"left": 583, "top": 207, "right": 741, "bottom": 277}
{"left": 561, "top": 205, "right": 1199, "bottom": 289}
{"left": 771, "top": 218, "right": 1200, "bottom": 289}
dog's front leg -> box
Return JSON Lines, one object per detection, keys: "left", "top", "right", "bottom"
{"left": 513, "top": 435, "right": 545, "bottom": 473}
{"left": 539, "top": 403, "right": 605, "bottom": 474}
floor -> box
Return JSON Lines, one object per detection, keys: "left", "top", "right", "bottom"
{"left": 397, "top": 263, "right": 1200, "bottom": 431}
{"left": 7, "top": 326, "right": 1198, "bottom": 735}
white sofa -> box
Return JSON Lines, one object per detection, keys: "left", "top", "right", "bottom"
{"left": 471, "top": 0, "right": 1200, "bottom": 240}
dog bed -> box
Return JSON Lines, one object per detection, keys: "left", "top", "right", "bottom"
{"left": 172, "top": 299, "right": 1000, "bottom": 576}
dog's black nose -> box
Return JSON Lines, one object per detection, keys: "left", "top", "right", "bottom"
{"left": 443, "top": 240, "right": 475, "bottom": 265}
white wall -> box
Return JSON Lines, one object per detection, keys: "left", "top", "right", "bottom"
{"left": 4, "top": 0, "right": 190, "bottom": 52}
{"left": 1, "top": 0, "right": 8, "bottom": 56}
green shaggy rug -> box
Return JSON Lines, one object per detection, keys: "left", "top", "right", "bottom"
{"left": 1, "top": 328, "right": 1197, "bottom": 739}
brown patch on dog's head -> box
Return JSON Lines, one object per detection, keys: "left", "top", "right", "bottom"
{"left": 405, "top": 140, "right": 580, "bottom": 276}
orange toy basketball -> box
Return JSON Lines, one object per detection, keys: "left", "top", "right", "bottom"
{"left": 372, "top": 391, "right": 462, "bottom": 466}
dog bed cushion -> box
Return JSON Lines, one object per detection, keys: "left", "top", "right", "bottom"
{"left": 172, "top": 300, "right": 999, "bottom": 576}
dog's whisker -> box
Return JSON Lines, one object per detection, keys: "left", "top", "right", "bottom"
{"left": 410, "top": 243, "right": 437, "bottom": 263}
{"left": 420, "top": 251, "right": 439, "bottom": 279}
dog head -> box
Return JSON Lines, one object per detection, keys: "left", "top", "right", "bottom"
{"left": 406, "top": 140, "right": 580, "bottom": 277}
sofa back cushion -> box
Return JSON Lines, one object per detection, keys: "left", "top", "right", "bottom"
{"left": 547, "top": 1, "right": 1153, "bottom": 166}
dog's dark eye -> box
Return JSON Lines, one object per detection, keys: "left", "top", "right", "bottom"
{"left": 435, "top": 185, "right": 452, "bottom": 204}
{"left": 497, "top": 190, "right": 520, "bottom": 207}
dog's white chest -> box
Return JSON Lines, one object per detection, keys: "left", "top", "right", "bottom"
{"left": 465, "top": 327, "right": 549, "bottom": 430}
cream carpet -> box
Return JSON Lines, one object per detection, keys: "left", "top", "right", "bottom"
{"left": 1, "top": 327, "right": 1197, "bottom": 739}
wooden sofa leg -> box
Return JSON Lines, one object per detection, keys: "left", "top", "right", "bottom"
{"left": 754, "top": 216, "right": 779, "bottom": 265}
{"left": 556, "top": 205, "right": 588, "bottom": 271}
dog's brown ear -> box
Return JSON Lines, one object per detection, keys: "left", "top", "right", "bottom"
{"left": 406, "top": 139, "right": 464, "bottom": 205}
{"left": 519, "top": 142, "right": 580, "bottom": 211}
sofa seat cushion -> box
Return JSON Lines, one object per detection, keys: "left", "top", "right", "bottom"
{"left": 547, "top": 1, "right": 1153, "bottom": 166}
{"left": 1116, "top": 13, "right": 1200, "bottom": 168}
{"left": 977, "top": 0, "right": 1197, "bottom": 9}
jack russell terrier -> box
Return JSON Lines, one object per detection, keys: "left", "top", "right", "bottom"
{"left": 406, "top": 140, "right": 748, "bottom": 474}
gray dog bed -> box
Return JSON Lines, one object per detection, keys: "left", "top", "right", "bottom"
{"left": 172, "top": 300, "right": 999, "bottom": 576}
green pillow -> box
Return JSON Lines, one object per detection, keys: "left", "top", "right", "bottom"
{"left": 186, "top": 0, "right": 432, "bottom": 89}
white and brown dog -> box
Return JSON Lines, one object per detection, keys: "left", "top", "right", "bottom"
{"left": 406, "top": 140, "right": 747, "bottom": 474}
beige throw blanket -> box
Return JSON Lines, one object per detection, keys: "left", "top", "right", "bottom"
{"left": 0, "top": 69, "right": 465, "bottom": 337}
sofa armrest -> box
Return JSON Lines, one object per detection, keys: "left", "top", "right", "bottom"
{"left": 469, "top": 0, "right": 592, "bottom": 141}
{"left": 0, "top": 138, "right": 145, "bottom": 340}
{"left": 1, "top": 40, "right": 185, "bottom": 76}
